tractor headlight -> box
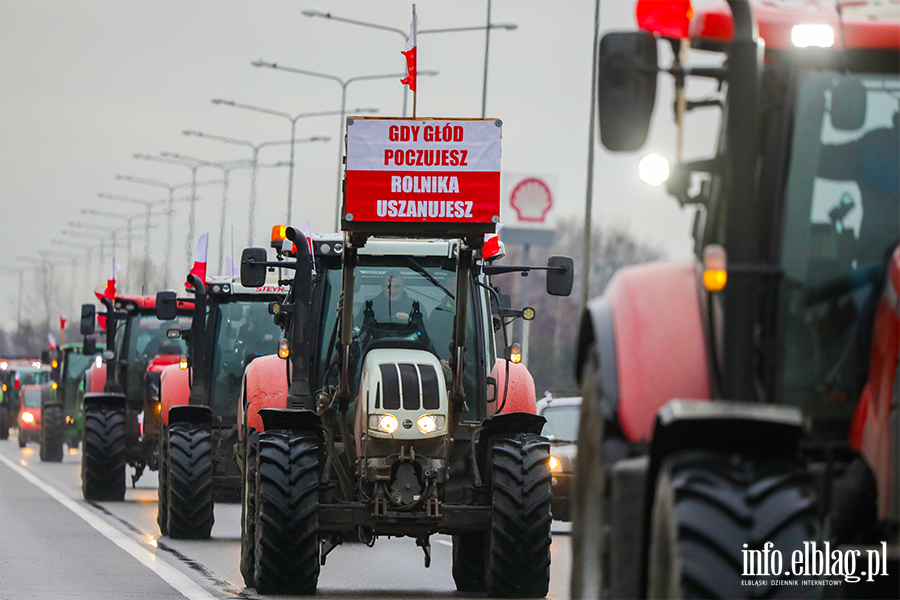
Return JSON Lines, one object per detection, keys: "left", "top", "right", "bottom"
{"left": 549, "top": 455, "right": 562, "bottom": 472}
{"left": 416, "top": 414, "right": 445, "bottom": 434}
{"left": 22, "top": 412, "right": 34, "bottom": 424}
{"left": 369, "top": 414, "right": 399, "bottom": 434}
{"left": 51, "top": 381, "right": 58, "bottom": 390}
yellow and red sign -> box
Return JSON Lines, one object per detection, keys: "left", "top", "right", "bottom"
{"left": 343, "top": 118, "right": 502, "bottom": 235}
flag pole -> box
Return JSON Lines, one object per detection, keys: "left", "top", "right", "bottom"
{"left": 413, "top": 91, "right": 417, "bottom": 119}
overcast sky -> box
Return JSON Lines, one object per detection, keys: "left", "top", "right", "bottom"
{"left": 0, "top": 0, "right": 722, "bottom": 331}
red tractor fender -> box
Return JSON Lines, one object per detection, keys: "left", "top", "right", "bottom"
{"left": 578, "top": 261, "right": 711, "bottom": 443}
{"left": 488, "top": 359, "right": 537, "bottom": 417}
{"left": 849, "top": 245, "right": 900, "bottom": 521}
{"left": 240, "top": 354, "right": 288, "bottom": 437}
{"left": 148, "top": 353, "right": 180, "bottom": 374}
{"left": 85, "top": 361, "right": 107, "bottom": 394}
{"left": 159, "top": 364, "right": 190, "bottom": 427}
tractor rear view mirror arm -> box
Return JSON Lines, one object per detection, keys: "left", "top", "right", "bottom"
{"left": 483, "top": 256, "right": 574, "bottom": 297}
{"left": 241, "top": 247, "right": 297, "bottom": 288}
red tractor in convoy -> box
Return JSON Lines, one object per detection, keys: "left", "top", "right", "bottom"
{"left": 153, "top": 273, "right": 285, "bottom": 539}
{"left": 79, "top": 295, "right": 191, "bottom": 501}
{"left": 571, "top": 1, "right": 898, "bottom": 598}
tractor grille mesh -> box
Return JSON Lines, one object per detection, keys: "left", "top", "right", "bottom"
{"left": 376, "top": 363, "right": 440, "bottom": 411}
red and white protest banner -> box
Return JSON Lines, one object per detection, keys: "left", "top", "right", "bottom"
{"left": 343, "top": 117, "right": 502, "bottom": 235}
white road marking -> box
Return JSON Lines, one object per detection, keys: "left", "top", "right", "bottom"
{"left": 0, "top": 453, "right": 217, "bottom": 600}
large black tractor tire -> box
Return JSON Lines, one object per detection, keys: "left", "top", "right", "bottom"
{"left": 647, "top": 451, "right": 821, "bottom": 599}
{"left": 486, "top": 434, "right": 552, "bottom": 598}
{"left": 81, "top": 404, "right": 126, "bottom": 501}
{"left": 18, "top": 430, "right": 27, "bottom": 448}
{"left": 240, "top": 432, "right": 259, "bottom": 588}
{"left": 0, "top": 404, "right": 9, "bottom": 440}
{"left": 253, "top": 430, "right": 320, "bottom": 595}
{"left": 570, "top": 357, "right": 606, "bottom": 599}
{"left": 40, "top": 404, "right": 65, "bottom": 462}
{"left": 452, "top": 531, "right": 486, "bottom": 592}
{"left": 157, "top": 429, "right": 169, "bottom": 536}
{"left": 166, "top": 422, "right": 214, "bottom": 539}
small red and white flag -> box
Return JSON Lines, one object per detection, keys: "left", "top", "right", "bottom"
{"left": 95, "top": 257, "right": 121, "bottom": 302}
{"left": 305, "top": 221, "right": 317, "bottom": 275}
{"left": 59, "top": 308, "right": 67, "bottom": 331}
{"left": 400, "top": 4, "right": 418, "bottom": 92}
{"left": 483, "top": 224, "right": 504, "bottom": 260}
{"left": 48, "top": 333, "right": 58, "bottom": 350}
{"left": 186, "top": 232, "right": 209, "bottom": 287}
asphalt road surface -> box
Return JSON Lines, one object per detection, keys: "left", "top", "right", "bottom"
{"left": 0, "top": 431, "right": 573, "bottom": 600}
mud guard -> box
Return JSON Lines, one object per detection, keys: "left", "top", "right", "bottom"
{"left": 83, "top": 391, "right": 126, "bottom": 410}
{"left": 259, "top": 408, "right": 323, "bottom": 436}
{"left": 638, "top": 399, "right": 805, "bottom": 594}
{"left": 160, "top": 364, "right": 190, "bottom": 427}
{"left": 488, "top": 359, "right": 538, "bottom": 416}
{"left": 575, "top": 261, "right": 711, "bottom": 444}
{"left": 168, "top": 405, "right": 212, "bottom": 427}
{"left": 241, "top": 354, "right": 288, "bottom": 435}
{"left": 470, "top": 412, "right": 546, "bottom": 488}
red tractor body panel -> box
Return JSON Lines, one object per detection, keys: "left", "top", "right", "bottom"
{"left": 148, "top": 354, "right": 180, "bottom": 374}
{"left": 606, "top": 261, "right": 711, "bottom": 443}
{"left": 849, "top": 246, "right": 900, "bottom": 520}
{"left": 239, "top": 354, "right": 288, "bottom": 437}
{"left": 86, "top": 361, "right": 107, "bottom": 394}
{"left": 159, "top": 364, "right": 191, "bottom": 427}
{"left": 18, "top": 384, "right": 42, "bottom": 431}
{"left": 488, "top": 359, "right": 537, "bottom": 416}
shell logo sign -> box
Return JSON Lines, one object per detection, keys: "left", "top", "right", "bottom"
{"left": 501, "top": 173, "right": 557, "bottom": 230}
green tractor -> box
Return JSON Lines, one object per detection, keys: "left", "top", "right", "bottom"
{"left": 39, "top": 341, "right": 102, "bottom": 462}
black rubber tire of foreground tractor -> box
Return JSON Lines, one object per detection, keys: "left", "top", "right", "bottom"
{"left": 569, "top": 356, "right": 605, "bottom": 600}
{"left": 647, "top": 450, "right": 821, "bottom": 599}
{"left": 166, "top": 422, "right": 214, "bottom": 539}
{"left": 240, "top": 432, "right": 259, "bottom": 588}
{"left": 40, "top": 404, "right": 65, "bottom": 462}
{"left": 253, "top": 430, "right": 320, "bottom": 595}
{"left": 452, "top": 531, "right": 486, "bottom": 592}
{"left": 486, "top": 434, "right": 552, "bottom": 598}
{"left": 157, "top": 429, "right": 169, "bottom": 536}
{"left": 81, "top": 404, "right": 127, "bottom": 501}
{"left": 0, "top": 404, "right": 9, "bottom": 440}
{"left": 18, "top": 430, "right": 27, "bottom": 448}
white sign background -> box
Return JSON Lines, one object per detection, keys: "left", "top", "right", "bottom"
{"left": 500, "top": 172, "right": 558, "bottom": 230}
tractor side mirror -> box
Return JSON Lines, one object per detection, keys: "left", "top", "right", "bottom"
{"left": 830, "top": 79, "right": 867, "bottom": 131}
{"left": 546, "top": 256, "right": 575, "bottom": 297}
{"left": 83, "top": 337, "right": 98, "bottom": 355}
{"left": 241, "top": 247, "right": 269, "bottom": 288}
{"left": 156, "top": 291, "right": 178, "bottom": 321}
{"left": 598, "top": 31, "right": 658, "bottom": 151}
{"left": 80, "top": 304, "right": 96, "bottom": 335}
{"left": 41, "top": 350, "right": 51, "bottom": 364}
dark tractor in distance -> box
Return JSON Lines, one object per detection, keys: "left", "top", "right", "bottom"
{"left": 154, "top": 274, "right": 285, "bottom": 539}
{"left": 1, "top": 364, "right": 50, "bottom": 441}
{"left": 236, "top": 227, "right": 573, "bottom": 596}
{"left": 40, "top": 341, "right": 102, "bottom": 462}
{"left": 79, "top": 295, "right": 191, "bottom": 501}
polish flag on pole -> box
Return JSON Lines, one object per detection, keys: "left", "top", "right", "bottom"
{"left": 186, "top": 232, "right": 209, "bottom": 287}
{"left": 59, "top": 308, "right": 67, "bottom": 331}
{"left": 48, "top": 333, "right": 58, "bottom": 350}
{"left": 400, "top": 4, "right": 418, "bottom": 93}
{"left": 95, "top": 257, "right": 121, "bottom": 302}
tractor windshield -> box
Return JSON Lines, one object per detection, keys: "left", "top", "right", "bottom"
{"left": 119, "top": 314, "right": 189, "bottom": 402}
{"left": 16, "top": 370, "right": 49, "bottom": 386}
{"left": 209, "top": 298, "right": 282, "bottom": 419}
{"left": 318, "top": 257, "right": 483, "bottom": 420}
{"left": 775, "top": 71, "right": 899, "bottom": 432}
{"left": 22, "top": 387, "right": 41, "bottom": 408}
{"left": 62, "top": 351, "right": 94, "bottom": 408}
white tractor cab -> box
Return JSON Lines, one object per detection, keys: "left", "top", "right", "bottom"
{"left": 237, "top": 225, "right": 574, "bottom": 596}
{"left": 153, "top": 274, "right": 286, "bottom": 540}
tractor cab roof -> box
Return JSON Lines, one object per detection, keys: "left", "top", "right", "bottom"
{"left": 308, "top": 233, "right": 456, "bottom": 259}
{"left": 111, "top": 295, "right": 193, "bottom": 314}
{"left": 688, "top": 0, "right": 900, "bottom": 52}
{"left": 205, "top": 275, "right": 289, "bottom": 296}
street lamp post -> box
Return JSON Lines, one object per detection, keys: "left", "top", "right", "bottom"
{"left": 301, "top": 6, "right": 515, "bottom": 117}
{"left": 96, "top": 193, "right": 174, "bottom": 292}
{"left": 79, "top": 208, "right": 163, "bottom": 292}
{"left": 252, "top": 60, "right": 438, "bottom": 230}
{"left": 0, "top": 266, "right": 26, "bottom": 330}
{"left": 182, "top": 132, "right": 287, "bottom": 245}
{"left": 115, "top": 176, "right": 211, "bottom": 287}
{"left": 209, "top": 100, "right": 362, "bottom": 223}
